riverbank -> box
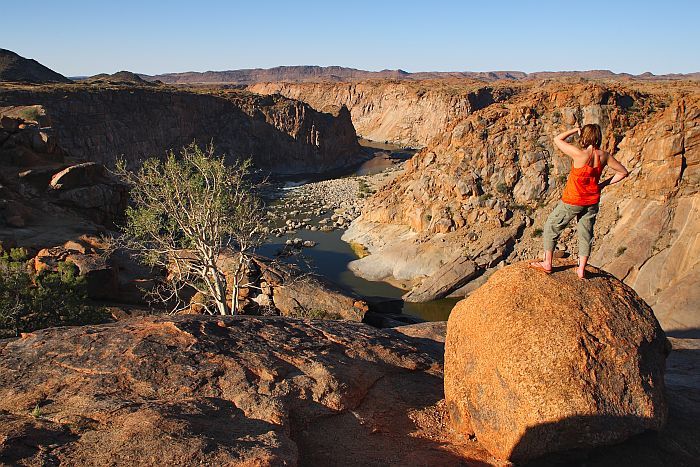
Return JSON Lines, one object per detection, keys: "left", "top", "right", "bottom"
{"left": 258, "top": 145, "right": 457, "bottom": 321}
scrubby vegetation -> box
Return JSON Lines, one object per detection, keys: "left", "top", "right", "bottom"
{"left": 0, "top": 248, "right": 108, "bottom": 338}
{"left": 288, "top": 306, "right": 342, "bottom": 320}
{"left": 18, "top": 106, "right": 41, "bottom": 122}
{"left": 113, "top": 142, "right": 265, "bottom": 315}
{"left": 357, "top": 178, "right": 373, "bottom": 198}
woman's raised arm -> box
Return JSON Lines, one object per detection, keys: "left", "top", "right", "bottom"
{"left": 553, "top": 127, "right": 585, "bottom": 159}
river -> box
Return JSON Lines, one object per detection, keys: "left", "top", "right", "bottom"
{"left": 257, "top": 140, "right": 457, "bottom": 322}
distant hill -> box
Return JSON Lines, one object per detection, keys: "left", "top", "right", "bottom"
{"left": 85, "top": 71, "right": 159, "bottom": 86}
{"left": 140, "top": 66, "right": 527, "bottom": 84}
{"left": 141, "top": 65, "right": 700, "bottom": 85}
{"left": 0, "top": 49, "right": 71, "bottom": 84}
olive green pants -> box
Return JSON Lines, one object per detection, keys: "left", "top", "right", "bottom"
{"left": 543, "top": 201, "right": 599, "bottom": 257}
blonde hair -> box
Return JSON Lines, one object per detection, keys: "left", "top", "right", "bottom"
{"left": 579, "top": 124, "right": 602, "bottom": 149}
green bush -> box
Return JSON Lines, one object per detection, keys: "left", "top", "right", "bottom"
{"left": 289, "top": 306, "right": 342, "bottom": 320}
{"left": 496, "top": 182, "right": 508, "bottom": 194}
{"left": 357, "top": 179, "right": 373, "bottom": 196}
{"left": 532, "top": 228, "right": 543, "bottom": 238}
{"left": 0, "top": 248, "right": 109, "bottom": 338}
{"left": 19, "top": 107, "right": 41, "bottom": 123}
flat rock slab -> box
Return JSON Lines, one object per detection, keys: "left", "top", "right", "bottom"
{"left": 0, "top": 315, "right": 490, "bottom": 466}
{"left": 403, "top": 257, "right": 479, "bottom": 302}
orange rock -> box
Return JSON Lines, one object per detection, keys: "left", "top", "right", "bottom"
{"left": 444, "top": 260, "right": 668, "bottom": 463}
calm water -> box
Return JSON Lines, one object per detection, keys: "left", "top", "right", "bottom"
{"left": 258, "top": 140, "right": 456, "bottom": 322}
{"left": 257, "top": 225, "right": 458, "bottom": 321}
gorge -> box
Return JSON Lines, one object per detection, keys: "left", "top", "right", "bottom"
{"left": 252, "top": 78, "right": 700, "bottom": 335}
{"left": 1, "top": 47, "right": 699, "bottom": 465}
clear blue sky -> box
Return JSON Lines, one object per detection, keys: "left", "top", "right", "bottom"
{"left": 2, "top": 0, "right": 698, "bottom": 76}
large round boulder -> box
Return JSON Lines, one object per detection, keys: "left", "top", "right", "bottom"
{"left": 444, "top": 260, "right": 669, "bottom": 463}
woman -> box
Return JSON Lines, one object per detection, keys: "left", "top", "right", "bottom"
{"left": 530, "top": 124, "right": 629, "bottom": 279}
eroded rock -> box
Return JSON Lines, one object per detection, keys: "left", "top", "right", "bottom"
{"left": 0, "top": 315, "right": 460, "bottom": 466}
{"left": 444, "top": 261, "right": 669, "bottom": 462}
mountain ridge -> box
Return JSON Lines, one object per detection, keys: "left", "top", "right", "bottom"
{"left": 142, "top": 65, "right": 700, "bottom": 85}
{"left": 0, "top": 49, "right": 72, "bottom": 84}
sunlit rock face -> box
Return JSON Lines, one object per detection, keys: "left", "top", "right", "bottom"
{"left": 445, "top": 261, "right": 668, "bottom": 462}
{"left": 273, "top": 78, "right": 699, "bottom": 329}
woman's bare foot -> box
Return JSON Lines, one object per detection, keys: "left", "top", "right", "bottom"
{"left": 577, "top": 258, "right": 586, "bottom": 280}
{"left": 529, "top": 260, "right": 552, "bottom": 274}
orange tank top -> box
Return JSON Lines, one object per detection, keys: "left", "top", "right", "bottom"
{"left": 561, "top": 148, "right": 603, "bottom": 206}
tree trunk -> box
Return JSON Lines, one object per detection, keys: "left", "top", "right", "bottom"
{"left": 211, "top": 271, "right": 230, "bottom": 315}
{"left": 231, "top": 279, "right": 240, "bottom": 314}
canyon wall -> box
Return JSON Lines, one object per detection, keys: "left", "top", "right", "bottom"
{"left": 249, "top": 81, "right": 516, "bottom": 148}
{"left": 0, "top": 84, "right": 362, "bottom": 175}
{"left": 332, "top": 79, "right": 698, "bottom": 334}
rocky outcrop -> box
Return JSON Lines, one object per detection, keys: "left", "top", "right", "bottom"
{"left": 211, "top": 252, "right": 369, "bottom": 321}
{"left": 401, "top": 256, "right": 479, "bottom": 303}
{"left": 590, "top": 96, "right": 700, "bottom": 336}
{"left": 0, "top": 85, "right": 363, "bottom": 175}
{"left": 0, "top": 315, "right": 476, "bottom": 466}
{"left": 445, "top": 261, "right": 669, "bottom": 462}
{"left": 0, "top": 108, "right": 127, "bottom": 233}
{"left": 338, "top": 79, "right": 699, "bottom": 329}
{"left": 342, "top": 212, "right": 524, "bottom": 295}
{"left": 253, "top": 256, "right": 369, "bottom": 321}
{"left": 0, "top": 49, "right": 71, "bottom": 84}
{"left": 1, "top": 309, "right": 698, "bottom": 465}
{"left": 250, "top": 80, "right": 516, "bottom": 148}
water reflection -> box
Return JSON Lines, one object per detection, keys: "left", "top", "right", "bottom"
{"left": 257, "top": 227, "right": 456, "bottom": 321}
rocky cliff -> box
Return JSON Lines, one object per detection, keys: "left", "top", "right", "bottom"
{"left": 332, "top": 78, "right": 699, "bottom": 334}
{"left": 0, "top": 83, "right": 362, "bottom": 175}
{"left": 250, "top": 80, "right": 516, "bottom": 148}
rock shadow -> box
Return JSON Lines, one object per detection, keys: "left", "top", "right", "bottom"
{"left": 291, "top": 372, "right": 491, "bottom": 467}
{"left": 517, "top": 346, "right": 700, "bottom": 466}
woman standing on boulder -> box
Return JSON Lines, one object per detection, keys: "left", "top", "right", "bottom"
{"left": 530, "top": 124, "right": 628, "bottom": 279}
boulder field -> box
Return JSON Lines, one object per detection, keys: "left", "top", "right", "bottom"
{"left": 1, "top": 262, "right": 699, "bottom": 466}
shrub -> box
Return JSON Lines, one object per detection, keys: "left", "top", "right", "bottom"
{"left": 496, "top": 182, "right": 508, "bottom": 194}
{"left": 289, "top": 307, "right": 342, "bottom": 320}
{"left": 532, "top": 228, "right": 543, "bottom": 238}
{"left": 616, "top": 246, "right": 627, "bottom": 257}
{"left": 19, "top": 107, "right": 41, "bottom": 123}
{"left": 357, "top": 179, "right": 372, "bottom": 196}
{"left": 113, "top": 142, "right": 265, "bottom": 315}
{"left": 478, "top": 193, "right": 492, "bottom": 202}
{"left": 0, "top": 248, "right": 108, "bottom": 338}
